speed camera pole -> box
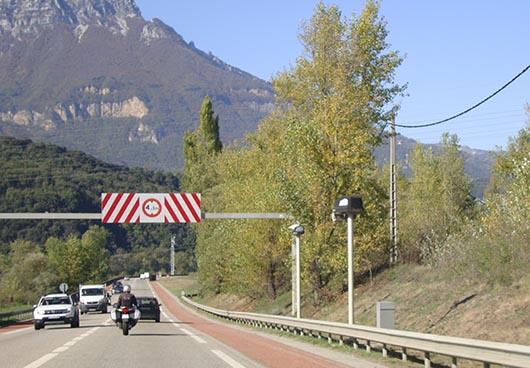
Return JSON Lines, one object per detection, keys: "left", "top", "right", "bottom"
{"left": 333, "top": 196, "right": 363, "bottom": 325}
{"left": 289, "top": 224, "right": 304, "bottom": 319}
{"left": 347, "top": 212, "right": 355, "bottom": 324}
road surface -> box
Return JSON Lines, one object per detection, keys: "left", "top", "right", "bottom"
{"left": 0, "top": 278, "right": 387, "bottom": 368}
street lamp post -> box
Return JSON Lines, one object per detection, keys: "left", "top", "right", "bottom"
{"left": 333, "top": 196, "right": 363, "bottom": 324}
{"left": 288, "top": 223, "right": 304, "bottom": 319}
{"left": 170, "top": 236, "right": 175, "bottom": 276}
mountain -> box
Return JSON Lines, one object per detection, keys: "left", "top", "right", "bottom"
{"left": 0, "top": 0, "right": 494, "bottom": 196}
{"left": 0, "top": 0, "right": 275, "bottom": 172}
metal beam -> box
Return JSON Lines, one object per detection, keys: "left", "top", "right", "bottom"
{"left": 0, "top": 213, "right": 100, "bottom": 220}
{"left": 0, "top": 213, "right": 292, "bottom": 220}
{"left": 202, "top": 213, "right": 291, "bottom": 219}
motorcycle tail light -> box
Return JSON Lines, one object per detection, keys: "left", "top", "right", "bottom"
{"left": 122, "top": 307, "right": 129, "bottom": 313}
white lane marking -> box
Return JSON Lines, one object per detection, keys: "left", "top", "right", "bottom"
{"left": 23, "top": 353, "right": 57, "bottom": 368}
{"left": 180, "top": 327, "right": 207, "bottom": 344}
{"left": 52, "top": 346, "right": 69, "bottom": 353}
{"left": 211, "top": 350, "right": 247, "bottom": 368}
{"left": 23, "top": 326, "right": 101, "bottom": 368}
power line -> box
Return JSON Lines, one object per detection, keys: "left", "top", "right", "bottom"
{"left": 395, "top": 63, "right": 530, "bottom": 129}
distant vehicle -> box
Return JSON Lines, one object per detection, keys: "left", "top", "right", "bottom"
{"left": 79, "top": 284, "right": 108, "bottom": 314}
{"left": 140, "top": 272, "right": 150, "bottom": 280}
{"left": 111, "top": 281, "right": 124, "bottom": 294}
{"left": 137, "top": 296, "right": 161, "bottom": 322}
{"left": 33, "top": 293, "right": 80, "bottom": 330}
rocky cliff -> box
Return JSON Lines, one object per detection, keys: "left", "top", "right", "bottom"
{"left": 0, "top": 0, "right": 275, "bottom": 172}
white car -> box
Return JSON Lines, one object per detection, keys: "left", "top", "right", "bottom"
{"left": 33, "top": 293, "right": 80, "bottom": 330}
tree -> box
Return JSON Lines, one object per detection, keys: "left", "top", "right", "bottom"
{"left": 485, "top": 113, "right": 530, "bottom": 238}
{"left": 80, "top": 226, "right": 111, "bottom": 281}
{"left": 269, "top": 0, "right": 404, "bottom": 303}
{"left": 183, "top": 95, "right": 223, "bottom": 194}
{"left": 0, "top": 240, "right": 58, "bottom": 305}
{"left": 199, "top": 96, "right": 223, "bottom": 153}
{"left": 398, "top": 134, "right": 475, "bottom": 263}
{"left": 193, "top": 1, "right": 405, "bottom": 303}
{"left": 195, "top": 138, "right": 289, "bottom": 298}
{"left": 46, "top": 226, "right": 111, "bottom": 287}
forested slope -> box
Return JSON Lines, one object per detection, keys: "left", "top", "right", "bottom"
{"left": 0, "top": 136, "right": 194, "bottom": 273}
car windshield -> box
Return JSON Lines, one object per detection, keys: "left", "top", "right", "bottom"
{"left": 41, "top": 297, "right": 70, "bottom": 305}
{"left": 81, "top": 288, "right": 103, "bottom": 296}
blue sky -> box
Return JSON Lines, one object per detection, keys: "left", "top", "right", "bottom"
{"left": 135, "top": 0, "right": 530, "bottom": 151}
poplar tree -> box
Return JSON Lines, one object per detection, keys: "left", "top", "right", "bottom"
{"left": 183, "top": 95, "right": 223, "bottom": 193}
{"left": 194, "top": 1, "right": 406, "bottom": 302}
{"left": 269, "top": 0, "right": 404, "bottom": 302}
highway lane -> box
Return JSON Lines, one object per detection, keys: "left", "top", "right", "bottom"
{"left": 1, "top": 278, "right": 386, "bottom": 368}
{"left": 0, "top": 278, "right": 264, "bottom": 368}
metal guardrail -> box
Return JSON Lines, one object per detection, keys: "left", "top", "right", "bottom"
{"left": 182, "top": 295, "right": 530, "bottom": 368}
{"left": 0, "top": 308, "right": 33, "bottom": 325}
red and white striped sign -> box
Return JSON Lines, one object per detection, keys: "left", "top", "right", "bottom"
{"left": 101, "top": 193, "right": 201, "bottom": 223}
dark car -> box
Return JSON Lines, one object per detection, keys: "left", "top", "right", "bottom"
{"left": 111, "top": 282, "right": 123, "bottom": 295}
{"left": 137, "top": 296, "right": 161, "bottom": 322}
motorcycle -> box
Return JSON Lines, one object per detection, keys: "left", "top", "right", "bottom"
{"left": 110, "top": 304, "right": 141, "bottom": 335}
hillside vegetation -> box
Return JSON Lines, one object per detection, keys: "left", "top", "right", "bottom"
{"left": 178, "top": 3, "right": 530, "bottom": 358}
{"left": 0, "top": 137, "right": 195, "bottom": 305}
{"left": 160, "top": 265, "right": 530, "bottom": 368}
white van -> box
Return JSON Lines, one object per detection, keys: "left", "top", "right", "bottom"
{"left": 79, "top": 284, "right": 108, "bottom": 314}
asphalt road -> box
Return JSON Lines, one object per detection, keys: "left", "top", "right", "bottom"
{"left": 0, "top": 278, "right": 387, "bottom": 368}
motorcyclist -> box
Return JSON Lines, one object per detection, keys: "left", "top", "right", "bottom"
{"left": 116, "top": 284, "right": 138, "bottom": 327}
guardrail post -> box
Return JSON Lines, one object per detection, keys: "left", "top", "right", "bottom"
{"left": 451, "top": 357, "right": 458, "bottom": 368}
{"left": 424, "top": 352, "right": 431, "bottom": 368}
{"left": 402, "top": 347, "right": 408, "bottom": 361}
{"left": 382, "top": 344, "right": 388, "bottom": 357}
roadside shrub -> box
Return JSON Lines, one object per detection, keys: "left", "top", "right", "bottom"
{"left": 424, "top": 222, "right": 529, "bottom": 287}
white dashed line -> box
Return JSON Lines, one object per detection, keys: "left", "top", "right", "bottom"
{"left": 153, "top": 283, "right": 248, "bottom": 368}
{"left": 23, "top": 353, "right": 57, "bottom": 368}
{"left": 52, "top": 346, "right": 69, "bottom": 353}
{"left": 23, "top": 326, "right": 100, "bottom": 368}
{"left": 212, "top": 350, "right": 247, "bottom": 368}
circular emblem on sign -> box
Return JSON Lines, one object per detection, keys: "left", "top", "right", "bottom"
{"left": 142, "top": 198, "right": 162, "bottom": 217}
{"left": 59, "top": 283, "right": 68, "bottom": 293}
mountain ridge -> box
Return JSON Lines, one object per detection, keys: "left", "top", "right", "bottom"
{"left": 0, "top": 0, "right": 275, "bottom": 172}
{"left": 0, "top": 0, "right": 494, "bottom": 197}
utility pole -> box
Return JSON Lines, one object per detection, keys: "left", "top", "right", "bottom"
{"left": 170, "top": 235, "right": 175, "bottom": 276}
{"left": 389, "top": 115, "right": 398, "bottom": 264}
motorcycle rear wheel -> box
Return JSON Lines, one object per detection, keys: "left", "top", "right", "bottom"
{"left": 122, "top": 321, "right": 129, "bottom": 336}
